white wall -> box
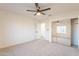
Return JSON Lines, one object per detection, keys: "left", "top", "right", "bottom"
{"left": 0, "top": 10, "right": 37, "bottom": 48}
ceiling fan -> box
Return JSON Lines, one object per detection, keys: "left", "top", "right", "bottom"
{"left": 26, "top": 3, "right": 51, "bottom": 16}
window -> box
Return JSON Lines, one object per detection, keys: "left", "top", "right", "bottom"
{"left": 57, "top": 26, "right": 66, "bottom": 34}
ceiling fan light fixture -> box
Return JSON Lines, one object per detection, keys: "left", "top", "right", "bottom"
{"left": 36, "top": 12, "right": 41, "bottom": 15}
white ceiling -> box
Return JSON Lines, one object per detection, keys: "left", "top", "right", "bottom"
{"left": 0, "top": 3, "right": 79, "bottom": 21}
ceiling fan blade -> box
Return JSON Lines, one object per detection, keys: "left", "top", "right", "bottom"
{"left": 26, "top": 10, "right": 36, "bottom": 12}
{"left": 41, "top": 12, "right": 45, "bottom": 15}
{"left": 41, "top": 8, "right": 51, "bottom": 11}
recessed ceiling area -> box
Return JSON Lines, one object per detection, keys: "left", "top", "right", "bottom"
{"left": 0, "top": 3, "right": 79, "bottom": 21}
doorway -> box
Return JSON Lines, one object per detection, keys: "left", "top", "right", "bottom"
{"left": 71, "top": 18, "right": 78, "bottom": 48}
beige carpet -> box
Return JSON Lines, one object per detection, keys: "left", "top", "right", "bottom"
{"left": 0, "top": 39, "right": 79, "bottom": 56}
